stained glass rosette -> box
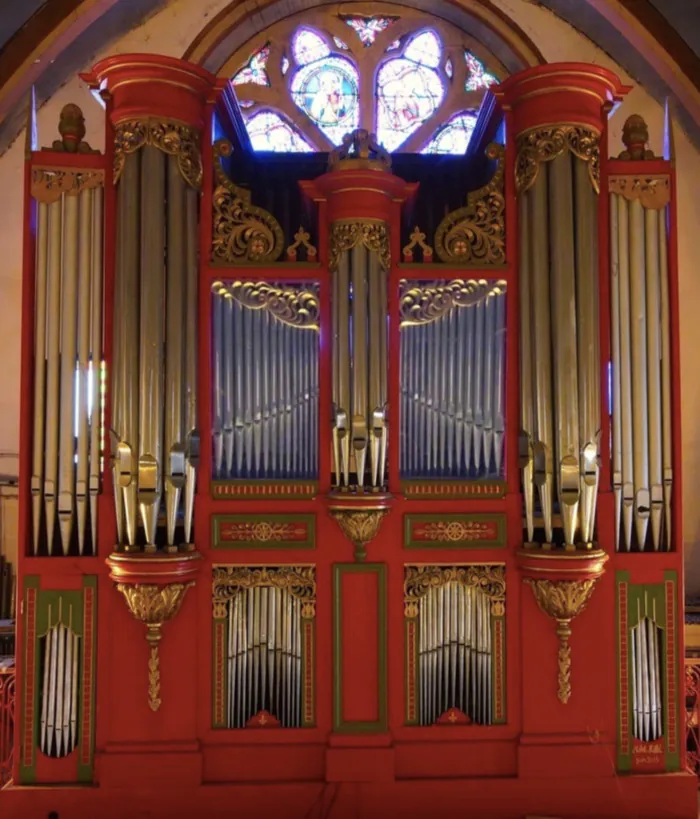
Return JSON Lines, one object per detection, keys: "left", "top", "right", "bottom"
{"left": 232, "top": 44, "right": 271, "bottom": 87}
{"left": 343, "top": 16, "right": 397, "bottom": 46}
{"left": 291, "top": 57, "right": 359, "bottom": 145}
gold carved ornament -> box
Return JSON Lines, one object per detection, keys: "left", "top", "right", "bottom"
{"left": 516, "top": 125, "right": 600, "bottom": 194}
{"left": 399, "top": 278, "right": 506, "bottom": 326}
{"left": 328, "top": 129, "right": 392, "bottom": 172}
{"left": 404, "top": 565, "right": 506, "bottom": 619}
{"left": 212, "top": 566, "right": 316, "bottom": 620}
{"left": 115, "top": 582, "right": 194, "bottom": 712}
{"left": 524, "top": 577, "right": 599, "bottom": 705}
{"left": 221, "top": 522, "right": 304, "bottom": 542}
{"left": 616, "top": 114, "right": 658, "bottom": 161}
{"left": 212, "top": 139, "right": 285, "bottom": 264}
{"left": 330, "top": 507, "right": 390, "bottom": 562}
{"left": 329, "top": 220, "right": 390, "bottom": 273}
{"left": 214, "top": 280, "right": 320, "bottom": 330}
{"left": 434, "top": 143, "right": 505, "bottom": 264}
{"left": 41, "top": 103, "right": 99, "bottom": 155}
{"left": 417, "top": 521, "right": 493, "bottom": 542}
{"left": 113, "top": 117, "right": 202, "bottom": 189}
{"left": 402, "top": 226, "right": 433, "bottom": 262}
{"left": 31, "top": 166, "right": 104, "bottom": 204}
{"left": 608, "top": 175, "right": 670, "bottom": 210}
{"left": 286, "top": 226, "right": 317, "bottom": 261}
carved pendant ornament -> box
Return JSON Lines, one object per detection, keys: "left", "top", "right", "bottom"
{"left": 212, "top": 566, "right": 316, "bottom": 620}
{"left": 212, "top": 139, "right": 285, "bottom": 264}
{"left": 516, "top": 124, "right": 600, "bottom": 194}
{"left": 31, "top": 166, "right": 104, "bottom": 204}
{"left": 330, "top": 507, "right": 390, "bottom": 562}
{"left": 329, "top": 220, "right": 391, "bottom": 273}
{"left": 113, "top": 117, "right": 203, "bottom": 188}
{"left": 434, "top": 143, "right": 506, "bottom": 265}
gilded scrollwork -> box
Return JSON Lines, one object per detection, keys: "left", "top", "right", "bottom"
{"left": 215, "top": 280, "right": 319, "bottom": 330}
{"left": 113, "top": 118, "right": 202, "bottom": 188}
{"left": 329, "top": 220, "right": 390, "bottom": 272}
{"left": 211, "top": 139, "right": 285, "bottom": 264}
{"left": 416, "top": 521, "right": 494, "bottom": 542}
{"left": 516, "top": 125, "right": 600, "bottom": 194}
{"left": 402, "top": 226, "right": 433, "bottom": 262}
{"left": 399, "top": 278, "right": 507, "bottom": 326}
{"left": 212, "top": 566, "right": 316, "bottom": 620}
{"left": 286, "top": 226, "right": 317, "bottom": 261}
{"left": 608, "top": 174, "right": 670, "bottom": 210}
{"left": 31, "top": 166, "right": 104, "bottom": 204}
{"left": 434, "top": 143, "right": 505, "bottom": 265}
{"left": 219, "top": 522, "right": 301, "bottom": 542}
{"left": 404, "top": 565, "right": 506, "bottom": 618}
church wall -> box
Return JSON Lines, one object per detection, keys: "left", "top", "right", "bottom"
{"left": 1, "top": 0, "right": 700, "bottom": 588}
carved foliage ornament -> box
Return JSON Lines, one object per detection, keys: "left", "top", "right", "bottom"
{"left": 212, "top": 140, "right": 285, "bottom": 264}
{"left": 214, "top": 280, "right": 320, "bottom": 330}
{"left": 516, "top": 125, "right": 600, "bottom": 194}
{"left": 608, "top": 174, "right": 670, "bottom": 210}
{"left": 113, "top": 118, "right": 202, "bottom": 189}
{"left": 31, "top": 166, "right": 104, "bottom": 204}
{"left": 212, "top": 565, "right": 316, "bottom": 620}
{"left": 399, "top": 278, "right": 506, "bottom": 326}
{"left": 434, "top": 143, "right": 506, "bottom": 265}
{"left": 330, "top": 507, "right": 389, "bottom": 562}
{"left": 404, "top": 564, "right": 506, "bottom": 619}
{"left": 329, "top": 220, "right": 390, "bottom": 273}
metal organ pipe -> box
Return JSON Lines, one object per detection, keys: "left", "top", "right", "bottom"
{"left": 32, "top": 203, "right": 49, "bottom": 555}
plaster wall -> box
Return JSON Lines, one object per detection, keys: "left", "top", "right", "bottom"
{"left": 0, "top": 0, "right": 699, "bottom": 586}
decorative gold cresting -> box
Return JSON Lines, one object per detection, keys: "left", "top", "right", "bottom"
{"left": 328, "top": 128, "right": 391, "bottom": 172}
{"left": 399, "top": 278, "right": 507, "bottom": 326}
{"left": 31, "top": 166, "right": 104, "bottom": 204}
{"left": 115, "top": 582, "right": 194, "bottom": 712}
{"left": 330, "top": 507, "right": 390, "bottom": 562}
{"left": 113, "top": 117, "right": 202, "bottom": 188}
{"left": 212, "top": 139, "right": 285, "bottom": 264}
{"left": 404, "top": 565, "right": 506, "bottom": 619}
{"left": 286, "top": 226, "right": 317, "bottom": 261}
{"left": 608, "top": 174, "right": 670, "bottom": 210}
{"left": 212, "top": 566, "right": 316, "bottom": 620}
{"left": 617, "top": 114, "right": 658, "bottom": 161}
{"left": 212, "top": 280, "right": 320, "bottom": 330}
{"left": 402, "top": 226, "right": 433, "bottom": 262}
{"left": 516, "top": 125, "right": 600, "bottom": 194}
{"left": 524, "top": 577, "right": 599, "bottom": 704}
{"left": 42, "top": 104, "right": 99, "bottom": 154}
{"left": 434, "top": 143, "right": 506, "bottom": 264}
{"left": 329, "top": 220, "right": 390, "bottom": 273}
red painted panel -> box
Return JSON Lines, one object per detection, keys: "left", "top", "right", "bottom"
{"left": 341, "top": 571, "right": 379, "bottom": 724}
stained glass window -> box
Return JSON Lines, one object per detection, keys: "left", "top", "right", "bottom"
{"left": 281, "top": 56, "right": 290, "bottom": 75}
{"left": 246, "top": 111, "right": 315, "bottom": 152}
{"left": 334, "top": 36, "right": 349, "bottom": 50}
{"left": 465, "top": 50, "right": 498, "bottom": 91}
{"left": 293, "top": 29, "right": 330, "bottom": 65}
{"left": 421, "top": 112, "right": 478, "bottom": 155}
{"left": 386, "top": 38, "right": 401, "bottom": 52}
{"left": 342, "top": 16, "right": 397, "bottom": 46}
{"left": 445, "top": 58, "right": 453, "bottom": 79}
{"left": 404, "top": 30, "right": 442, "bottom": 68}
{"left": 232, "top": 44, "right": 271, "bottom": 87}
{"left": 291, "top": 56, "right": 360, "bottom": 145}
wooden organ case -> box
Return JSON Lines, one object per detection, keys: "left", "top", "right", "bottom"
{"left": 5, "top": 55, "right": 697, "bottom": 819}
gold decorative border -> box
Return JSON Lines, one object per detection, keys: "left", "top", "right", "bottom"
{"left": 114, "top": 117, "right": 202, "bottom": 189}
{"left": 399, "top": 278, "right": 506, "bottom": 326}
{"left": 329, "top": 219, "right": 390, "bottom": 272}
{"left": 516, "top": 124, "right": 600, "bottom": 194}
{"left": 401, "top": 480, "right": 507, "bottom": 499}
{"left": 212, "top": 565, "right": 316, "bottom": 620}
{"left": 213, "top": 280, "right": 319, "bottom": 330}
{"left": 434, "top": 143, "right": 505, "bottom": 265}
{"left": 211, "top": 140, "right": 285, "bottom": 264}
{"left": 608, "top": 174, "right": 670, "bottom": 210}
{"left": 31, "top": 166, "right": 104, "bottom": 204}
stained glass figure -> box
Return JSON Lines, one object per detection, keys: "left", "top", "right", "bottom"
{"left": 342, "top": 16, "right": 397, "bottom": 46}
{"left": 281, "top": 56, "right": 290, "bottom": 75}
{"left": 445, "top": 58, "right": 453, "bottom": 79}
{"left": 293, "top": 28, "right": 330, "bottom": 65}
{"left": 421, "top": 112, "right": 477, "bottom": 155}
{"left": 465, "top": 50, "right": 497, "bottom": 90}
{"left": 334, "top": 36, "right": 349, "bottom": 50}
{"left": 246, "top": 111, "right": 315, "bottom": 152}
{"left": 291, "top": 56, "right": 359, "bottom": 145}
{"left": 376, "top": 31, "right": 445, "bottom": 151}
{"left": 232, "top": 43, "right": 272, "bottom": 86}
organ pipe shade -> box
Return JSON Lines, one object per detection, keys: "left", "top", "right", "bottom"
{"left": 610, "top": 195, "right": 672, "bottom": 552}
{"left": 210, "top": 281, "right": 320, "bottom": 481}
{"left": 39, "top": 616, "right": 81, "bottom": 758}
{"left": 31, "top": 187, "right": 104, "bottom": 557}
{"left": 399, "top": 280, "right": 507, "bottom": 480}
{"left": 630, "top": 598, "right": 663, "bottom": 741}
{"left": 111, "top": 150, "right": 199, "bottom": 551}
{"left": 518, "top": 154, "right": 599, "bottom": 547}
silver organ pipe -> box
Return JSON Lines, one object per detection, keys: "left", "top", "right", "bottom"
{"left": 32, "top": 181, "right": 104, "bottom": 556}
{"left": 39, "top": 602, "right": 81, "bottom": 758}
{"left": 399, "top": 280, "right": 507, "bottom": 479}
{"left": 112, "top": 146, "right": 200, "bottom": 551}
{"left": 631, "top": 596, "right": 663, "bottom": 741}
{"left": 416, "top": 581, "right": 495, "bottom": 726}
{"left": 210, "top": 282, "right": 320, "bottom": 480}
{"left": 610, "top": 191, "right": 672, "bottom": 551}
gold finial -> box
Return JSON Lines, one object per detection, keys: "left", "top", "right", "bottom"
{"left": 44, "top": 103, "right": 99, "bottom": 154}
{"left": 328, "top": 128, "right": 391, "bottom": 172}
{"left": 618, "top": 114, "right": 656, "bottom": 161}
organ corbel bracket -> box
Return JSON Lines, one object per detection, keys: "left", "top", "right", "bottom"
{"left": 608, "top": 174, "right": 670, "bottom": 210}
{"left": 113, "top": 117, "right": 202, "bottom": 188}
{"left": 328, "top": 500, "right": 391, "bottom": 562}
{"left": 329, "top": 219, "right": 390, "bottom": 273}
{"left": 211, "top": 139, "right": 285, "bottom": 264}
{"left": 114, "top": 582, "right": 194, "bottom": 712}
{"left": 31, "top": 166, "right": 104, "bottom": 204}
{"left": 516, "top": 125, "right": 600, "bottom": 194}
{"left": 434, "top": 143, "right": 505, "bottom": 264}
{"left": 211, "top": 565, "right": 316, "bottom": 620}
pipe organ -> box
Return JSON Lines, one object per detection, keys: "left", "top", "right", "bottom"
{"left": 9, "top": 57, "right": 694, "bottom": 819}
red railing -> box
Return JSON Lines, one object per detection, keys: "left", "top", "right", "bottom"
{"left": 0, "top": 668, "right": 14, "bottom": 786}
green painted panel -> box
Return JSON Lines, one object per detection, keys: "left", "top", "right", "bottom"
{"left": 404, "top": 513, "right": 506, "bottom": 548}
{"left": 212, "top": 514, "right": 316, "bottom": 549}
